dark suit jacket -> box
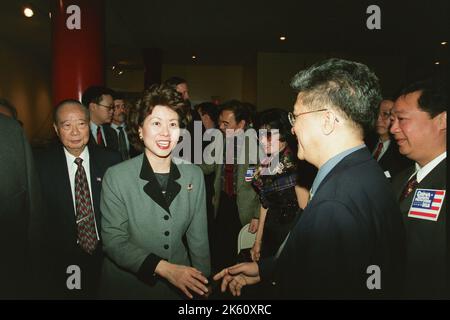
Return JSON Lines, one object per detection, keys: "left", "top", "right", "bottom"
{"left": 377, "top": 140, "right": 413, "bottom": 180}
{"left": 89, "top": 124, "right": 119, "bottom": 153}
{"left": 392, "top": 159, "right": 448, "bottom": 298}
{"left": 103, "top": 123, "right": 141, "bottom": 159}
{"left": 0, "top": 115, "right": 44, "bottom": 298}
{"left": 34, "top": 142, "right": 121, "bottom": 298}
{"left": 259, "top": 147, "right": 405, "bottom": 299}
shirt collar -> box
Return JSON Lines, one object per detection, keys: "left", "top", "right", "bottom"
{"left": 64, "top": 146, "right": 89, "bottom": 166}
{"left": 110, "top": 123, "right": 125, "bottom": 130}
{"left": 310, "top": 144, "right": 366, "bottom": 197}
{"left": 415, "top": 152, "right": 446, "bottom": 183}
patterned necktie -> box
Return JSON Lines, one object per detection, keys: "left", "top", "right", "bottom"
{"left": 74, "top": 158, "right": 98, "bottom": 254}
{"left": 373, "top": 142, "right": 383, "bottom": 161}
{"left": 117, "top": 126, "right": 129, "bottom": 160}
{"left": 399, "top": 173, "right": 419, "bottom": 201}
{"left": 96, "top": 126, "right": 104, "bottom": 146}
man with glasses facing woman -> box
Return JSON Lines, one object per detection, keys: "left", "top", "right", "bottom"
{"left": 214, "top": 58, "right": 405, "bottom": 299}
{"left": 82, "top": 86, "right": 119, "bottom": 152}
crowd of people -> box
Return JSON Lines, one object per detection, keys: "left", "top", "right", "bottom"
{"left": 0, "top": 58, "right": 447, "bottom": 299}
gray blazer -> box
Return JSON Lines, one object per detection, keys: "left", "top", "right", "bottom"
{"left": 100, "top": 154, "right": 210, "bottom": 299}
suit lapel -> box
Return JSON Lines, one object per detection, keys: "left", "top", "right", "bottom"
{"left": 88, "top": 145, "right": 103, "bottom": 222}
{"left": 165, "top": 161, "right": 182, "bottom": 209}
{"left": 54, "top": 144, "right": 78, "bottom": 236}
{"left": 140, "top": 155, "right": 181, "bottom": 215}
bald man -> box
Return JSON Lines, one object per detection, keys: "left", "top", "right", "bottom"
{"left": 34, "top": 100, "right": 121, "bottom": 299}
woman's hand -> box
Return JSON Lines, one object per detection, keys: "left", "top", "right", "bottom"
{"left": 155, "top": 260, "right": 209, "bottom": 299}
{"left": 250, "top": 241, "right": 261, "bottom": 262}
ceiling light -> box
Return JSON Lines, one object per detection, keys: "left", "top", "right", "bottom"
{"left": 112, "top": 65, "right": 116, "bottom": 70}
{"left": 23, "top": 7, "right": 34, "bottom": 18}
{"left": 434, "top": 61, "right": 440, "bottom": 65}
{"left": 192, "top": 55, "right": 197, "bottom": 59}
{"left": 441, "top": 41, "right": 447, "bottom": 45}
{"left": 280, "top": 36, "right": 286, "bottom": 41}
{"left": 118, "top": 70, "right": 124, "bottom": 75}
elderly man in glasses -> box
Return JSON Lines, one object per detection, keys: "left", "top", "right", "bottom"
{"left": 214, "top": 58, "right": 406, "bottom": 299}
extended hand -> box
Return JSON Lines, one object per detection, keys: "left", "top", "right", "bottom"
{"left": 157, "top": 261, "right": 209, "bottom": 299}
{"left": 213, "top": 262, "right": 261, "bottom": 296}
{"left": 248, "top": 218, "right": 259, "bottom": 233}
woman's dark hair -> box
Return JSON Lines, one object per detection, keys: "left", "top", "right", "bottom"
{"left": 127, "top": 84, "right": 185, "bottom": 152}
{"left": 258, "top": 108, "right": 297, "bottom": 153}
{"left": 196, "top": 102, "right": 219, "bottom": 124}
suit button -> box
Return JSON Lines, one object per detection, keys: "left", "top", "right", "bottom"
{"left": 164, "top": 244, "right": 169, "bottom": 249}
{"left": 164, "top": 231, "right": 170, "bottom": 236}
{"left": 164, "top": 215, "right": 169, "bottom": 220}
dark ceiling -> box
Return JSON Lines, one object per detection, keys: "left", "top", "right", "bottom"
{"left": 1, "top": 0, "right": 448, "bottom": 68}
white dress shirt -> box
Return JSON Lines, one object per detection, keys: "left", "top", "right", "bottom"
{"left": 64, "top": 147, "right": 100, "bottom": 240}
{"left": 407, "top": 152, "right": 447, "bottom": 183}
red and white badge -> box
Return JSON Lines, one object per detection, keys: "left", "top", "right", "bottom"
{"left": 408, "top": 188, "right": 446, "bottom": 221}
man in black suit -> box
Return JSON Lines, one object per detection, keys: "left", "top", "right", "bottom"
{"left": 372, "top": 99, "right": 413, "bottom": 180}
{"left": 34, "top": 100, "right": 121, "bottom": 298}
{"left": 105, "top": 93, "right": 140, "bottom": 160}
{"left": 214, "top": 58, "right": 405, "bottom": 299}
{"left": 81, "top": 86, "right": 119, "bottom": 152}
{"left": 0, "top": 115, "right": 44, "bottom": 298}
{"left": 390, "top": 79, "right": 447, "bottom": 298}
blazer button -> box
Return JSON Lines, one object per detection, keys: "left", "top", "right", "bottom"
{"left": 164, "top": 215, "right": 169, "bottom": 220}
{"left": 164, "top": 231, "right": 170, "bottom": 236}
{"left": 164, "top": 244, "right": 169, "bottom": 250}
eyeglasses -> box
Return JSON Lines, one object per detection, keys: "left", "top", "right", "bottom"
{"left": 288, "top": 108, "right": 329, "bottom": 126}
{"left": 97, "top": 103, "right": 115, "bottom": 111}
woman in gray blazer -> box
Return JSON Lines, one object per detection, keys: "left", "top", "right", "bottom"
{"left": 100, "top": 84, "right": 210, "bottom": 299}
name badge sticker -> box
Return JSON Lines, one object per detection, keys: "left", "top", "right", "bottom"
{"left": 408, "top": 188, "right": 446, "bottom": 221}
{"left": 245, "top": 167, "right": 255, "bottom": 182}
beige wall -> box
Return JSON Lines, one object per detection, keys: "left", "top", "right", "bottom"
{"left": 0, "top": 41, "right": 53, "bottom": 144}
{"left": 257, "top": 52, "right": 407, "bottom": 111}
{"left": 162, "top": 64, "right": 244, "bottom": 105}
{"left": 106, "top": 68, "right": 145, "bottom": 93}
{"left": 257, "top": 52, "right": 328, "bottom": 111}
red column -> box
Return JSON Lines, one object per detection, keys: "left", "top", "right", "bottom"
{"left": 142, "top": 48, "right": 162, "bottom": 89}
{"left": 51, "top": 0, "right": 105, "bottom": 105}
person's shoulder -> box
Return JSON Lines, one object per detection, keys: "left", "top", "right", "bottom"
{"left": 173, "top": 158, "right": 203, "bottom": 176}
{"left": 107, "top": 153, "right": 142, "bottom": 174}
{"left": 90, "top": 144, "right": 121, "bottom": 163}
{"left": 33, "top": 141, "right": 63, "bottom": 162}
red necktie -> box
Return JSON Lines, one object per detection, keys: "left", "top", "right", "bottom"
{"left": 399, "top": 173, "right": 419, "bottom": 201}
{"left": 373, "top": 142, "right": 383, "bottom": 161}
{"left": 74, "top": 158, "right": 98, "bottom": 254}
{"left": 224, "top": 164, "right": 235, "bottom": 197}
{"left": 96, "top": 126, "right": 104, "bottom": 146}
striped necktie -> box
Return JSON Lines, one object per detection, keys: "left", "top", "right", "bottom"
{"left": 74, "top": 158, "right": 98, "bottom": 254}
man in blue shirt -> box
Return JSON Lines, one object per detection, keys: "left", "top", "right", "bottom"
{"left": 214, "top": 58, "right": 405, "bottom": 299}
